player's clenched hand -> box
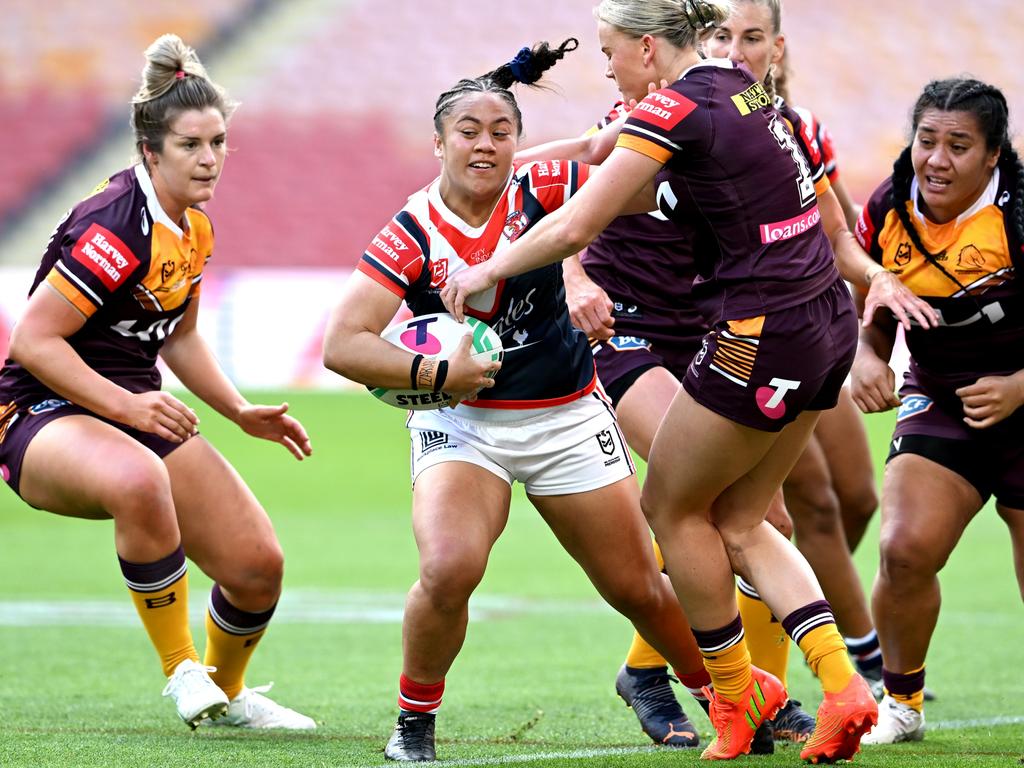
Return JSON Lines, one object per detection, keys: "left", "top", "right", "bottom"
{"left": 564, "top": 268, "right": 614, "bottom": 341}
{"left": 440, "top": 263, "right": 497, "bottom": 322}
{"left": 123, "top": 391, "right": 198, "bottom": 443}
{"left": 444, "top": 334, "right": 501, "bottom": 406}
{"left": 850, "top": 353, "right": 900, "bottom": 414}
{"left": 956, "top": 374, "right": 1024, "bottom": 429}
{"left": 237, "top": 402, "right": 312, "bottom": 460}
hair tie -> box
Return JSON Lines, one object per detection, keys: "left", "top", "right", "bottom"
{"left": 507, "top": 46, "right": 534, "bottom": 83}
{"left": 175, "top": 70, "right": 186, "bottom": 80}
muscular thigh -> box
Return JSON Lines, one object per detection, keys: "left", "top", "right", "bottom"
{"left": 20, "top": 414, "right": 169, "bottom": 520}
{"left": 881, "top": 454, "right": 983, "bottom": 566}
{"left": 530, "top": 476, "right": 658, "bottom": 586}
{"left": 615, "top": 366, "right": 681, "bottom": 462}
{"left": 164, "top": 435, "right": 278, "bottom": 577}
{"left": 412, "top": 461, "right": 512, "bottom": 568}
{"left": 645, "top": 387, "right": 778, "bottom": 515}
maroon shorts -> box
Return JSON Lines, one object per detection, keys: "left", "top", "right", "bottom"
{"left": 889, "top": 388, "right": 1024, "bottom": 508}
{"left": 682, "top": 277, "right": 858, "bottom": 432}
{"left": 593, "top": 335, "right": 701, "bottom": 406}
{"left": 0, "top": 398, "right": 186, "bottom": 499}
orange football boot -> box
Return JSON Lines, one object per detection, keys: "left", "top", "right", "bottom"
{"left": 700, "top": 666, "right": 786, "bottom": 760}
{"left": 800, "top": 673, "right": 878, "bottom": 764}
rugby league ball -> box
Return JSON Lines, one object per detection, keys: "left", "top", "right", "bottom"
{"left": 369, "top": 312, "right": 503, "bottom": 410}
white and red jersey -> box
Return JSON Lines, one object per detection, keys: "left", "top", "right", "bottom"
{"left": 359, "top": 160, "right": 597, "bottom": 409}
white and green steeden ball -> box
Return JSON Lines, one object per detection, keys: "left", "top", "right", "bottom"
{"left": 369, "top": 312, "right": 503, "bottom": 410}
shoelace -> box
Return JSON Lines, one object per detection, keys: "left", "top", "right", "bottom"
{"left": 239, "top": 682, "right": 275, "bottom": 719}
{"left": 883, "top": 699, "right": 920, "bottom": 728}
{"left": 628, "top": 672, "right": 684, "bottom": 722}
{"left": 162, "top": 663, "right": 219, "bottom": 697}
{"left": 396, "top": 715, "right": 433, "bottom": 751}
{"left": 773, "top": 700, "right": 814, "bottom": 729}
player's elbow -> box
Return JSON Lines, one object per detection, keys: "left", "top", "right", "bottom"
{"left": 8, "top": 323, "right": 40, "bottom": 369}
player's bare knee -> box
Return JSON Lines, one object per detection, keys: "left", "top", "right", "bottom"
{"left": 102, "top": 454, "right": 172, "bottom": 519}
{"left": 878, "top": 530, "right": 945, "bottom": 584}
{"left": 419, "top": 552, "right": 485, "bottom": 610}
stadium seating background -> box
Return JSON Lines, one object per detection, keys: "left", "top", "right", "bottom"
{"left": 3, "top": 0, "right": 1023, "bottom": 267}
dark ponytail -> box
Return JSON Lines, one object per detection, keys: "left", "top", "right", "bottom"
{"left": 433, "top": 38, "right": 578, "bottom": 135}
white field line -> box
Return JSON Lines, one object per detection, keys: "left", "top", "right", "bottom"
{"left": 336, "top": 718, "right": 1024, "bottom": 768}
{"left": 0, "top": 590, "right": 613, "bottom": 626}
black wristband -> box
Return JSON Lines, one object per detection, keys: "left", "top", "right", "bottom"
{"left": 433, "top": 360, "right": 449, "bottom": 392}
{"left": 410, "top": 354, "right": 424, "bottom": 390}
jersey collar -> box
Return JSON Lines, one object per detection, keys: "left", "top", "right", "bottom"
{"left": 911, "top": 166, "right": 1000, "bottom": 227}
{"left": 134, "top": 163, "right": 190, "bottom": 238}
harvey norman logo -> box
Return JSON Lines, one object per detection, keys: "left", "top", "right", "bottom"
{"left": 759, "top": 206, "right": 821, "bottom": 244}
{"left": 370, "top": 225, "right": 411, "bottom": 262}
{"left": 70, "top": 223, "right": 139, "bottom": 289}
{"left": 631, "top": 89, "right": 696, "bottom": 131}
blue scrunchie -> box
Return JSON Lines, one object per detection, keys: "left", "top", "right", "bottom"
{"left": 507, "top": 46, "right": 534, "bottom": 83}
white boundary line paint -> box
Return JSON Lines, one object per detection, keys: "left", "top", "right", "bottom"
{"left": 335, "top": 721, "right": 1024, "bottom": 768}
{"left": 0, "top": 591, "right": 613, "bottom": 626}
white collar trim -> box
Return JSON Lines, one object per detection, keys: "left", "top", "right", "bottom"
{"left": 912, "top": 167, "right": 1000, "bottom": 227}
{"left": 134, "top": 164, "right": 189, "bottom": 238}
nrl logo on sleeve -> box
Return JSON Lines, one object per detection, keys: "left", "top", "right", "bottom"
{"left": 731, "top": 82, "right": 771, "bottom": 116}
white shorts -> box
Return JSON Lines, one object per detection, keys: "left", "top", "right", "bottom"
{"left": 407, "top": 393, "right": 636, "bottom": 496}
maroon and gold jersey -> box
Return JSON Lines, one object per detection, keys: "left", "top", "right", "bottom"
{"left": 581, "top": 102, "right": 705, "bottom": 351}
{"left": 0, "top": 165, "right": 212, "bottom": 405}
{"left": 618, "top": 60, "right": 837, "bottom": 324}
{"left": 855, "top": 159, "right": 1024, "bottom": 399}
{"left": 359, "top": 160, "right": 597, "bottom": 409}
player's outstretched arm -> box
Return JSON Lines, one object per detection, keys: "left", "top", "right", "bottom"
{"left": 160, "top": 300, "right": 312, "bottom": 459}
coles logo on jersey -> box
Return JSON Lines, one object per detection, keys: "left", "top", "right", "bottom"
{"left": 631, "top": 89, "right": 697, "bottom": 131}
{"left": 504, "top": 211, "right": 529, "bottom": 241}
{"left": 731, "top": 82, "right": 771, "bottom": 116}
{"left": 430, "top": 257, "right": 448, "bottom": 287}
{"left": 70, "top": 223, "right": 140, "bottom": 290}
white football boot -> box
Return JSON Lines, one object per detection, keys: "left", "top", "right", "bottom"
{"left": 162, "top": 659, "right": 229, "bottom": 729}
{"left": 861, "top": 695, "right": 925, "bottom": 744}
{"left": 205, "top": 683, "right": 316, "bottom": 729}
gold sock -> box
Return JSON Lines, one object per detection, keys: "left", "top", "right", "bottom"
{"left": 121, "top": 548, "right": 199, "bottom": 677}
{"left": 204, "top": 614, "right": 265, "bottom": 700}
{"left": 702, "top": 639, "right": 752, "bottom": 702}
{"left": 737, "top": 582, "right": 790, "bottom": 687}
{"left": 625, "top": 631, "right": 669, "bottom": 669}
{"left": 797, "top": 624, "right": 855, "bottom": 694}
{"left": 204, "top": 584, "right": 275, "bottom": 700}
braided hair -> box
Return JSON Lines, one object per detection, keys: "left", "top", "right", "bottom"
{"left": 433, "top": 39, "right": 578, "bottom": 136}
{"left": 890, "top": 78, "right": 1024, "bottom": 290}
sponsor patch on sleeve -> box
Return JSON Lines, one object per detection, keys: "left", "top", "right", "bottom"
{"left": 69, "top": 223, "right": 140, "bottom": 291}
{"left": 629, "top": 89, "right": 697, "bottom": 132}
{"left": 731, "top": 82, "right": 772, "bottom": 116}
{"left": 854, "top": 208, "right": 876, "bottom": 250}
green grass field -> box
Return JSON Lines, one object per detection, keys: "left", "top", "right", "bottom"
{"left": 1, "top": 391, "right": 1021, "bottom": 767}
